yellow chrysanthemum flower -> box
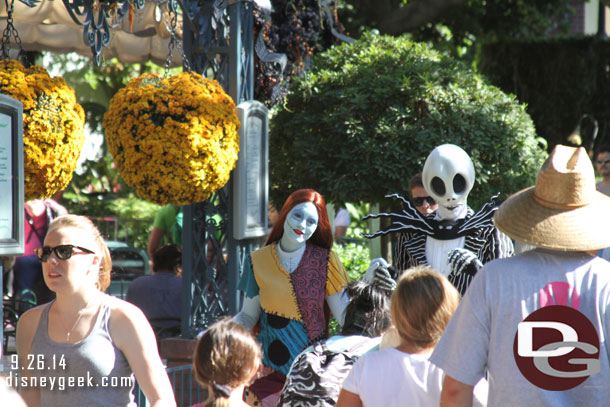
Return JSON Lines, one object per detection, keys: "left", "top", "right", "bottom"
{"left": 103, "top": 71, "right": 240, "bottom": 205}
{"left": 0, "top": 60, "right": 85, "bottom": 200}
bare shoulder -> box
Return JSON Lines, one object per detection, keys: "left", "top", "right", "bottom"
{"left": 16, "top": 304, "right": 47, "bottom": 353}
{"left": 106, "top": 295, "right": 144, "bottom": 314}
{"left": 0, "top": 376, "right": 28, "bottom": 407}
{"left": 105, "top": 295, "right": 149, "bottom": 326}
{"left": 17, "top": 304, "right": 46, "bottom": 325}
{"left": 105, "top": 295, "right": 154, "bottom": 348}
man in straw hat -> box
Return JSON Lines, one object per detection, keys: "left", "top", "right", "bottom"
{"left": 430, "top": 145, "right": 610, "bottom": 406}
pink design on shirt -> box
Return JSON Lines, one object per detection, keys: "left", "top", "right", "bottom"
{"left": 539, "top": 281, "right": 580, "bottom": 310}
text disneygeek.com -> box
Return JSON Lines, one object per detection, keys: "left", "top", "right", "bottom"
{"left": 6, "top": 371, "right": 134, "bottom": 391}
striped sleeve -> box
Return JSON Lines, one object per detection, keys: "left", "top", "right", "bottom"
{"left": 326, "top": 250, "right": 349, "bottom": 297}
{"left": 394, "top": 231, "right": 426, "bottom": 272}
{"left": 495, "top": 230, "right": 514, "bottom": 259}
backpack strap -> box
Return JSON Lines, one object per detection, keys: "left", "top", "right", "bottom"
{"left": 25, "top": 211, "right": 45, "bottom": 244}
{"left": 25, "top": 202, "right": 54, "bottom": 244}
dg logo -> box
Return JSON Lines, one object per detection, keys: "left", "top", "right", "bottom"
{"left": 513, "top": 305, "right": 600, "bottom": 390}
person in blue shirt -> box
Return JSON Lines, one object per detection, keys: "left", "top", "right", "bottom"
{"left": 127, "top": 243, "right": 182, "bottom": 336}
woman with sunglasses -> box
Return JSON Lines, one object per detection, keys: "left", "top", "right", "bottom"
{"left": 15, "top": 215, "right": 176, "bottom": 407}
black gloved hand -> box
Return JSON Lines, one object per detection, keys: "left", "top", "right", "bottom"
{"left": 363, "top": 258, "right": 397, "bottom": 291}
{"left": 447, "top": 248, "right": 483, "bottom": 277}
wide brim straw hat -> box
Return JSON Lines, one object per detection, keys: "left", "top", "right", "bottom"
{"left": 494, "top": 145, "right": 610, "bottom": 251}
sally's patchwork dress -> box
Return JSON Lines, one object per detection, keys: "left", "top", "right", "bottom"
{"left": 238, "top": 242, "right": 348, "bottom": 405}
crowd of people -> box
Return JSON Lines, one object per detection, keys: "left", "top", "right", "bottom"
{"left": 4, "top": 142, "right": 610, "bottom": 407}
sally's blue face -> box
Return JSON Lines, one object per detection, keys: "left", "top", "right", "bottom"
{"left": 282, "top": 202, "right": 319, "bottom": 249}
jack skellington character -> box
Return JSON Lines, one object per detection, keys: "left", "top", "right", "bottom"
{"left": 363, "top": 144, "right": 513, "bottom": 295}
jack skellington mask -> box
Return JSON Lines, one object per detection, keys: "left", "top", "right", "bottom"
{"left": 422, "top": 144, "right": 475, "bottom": 221}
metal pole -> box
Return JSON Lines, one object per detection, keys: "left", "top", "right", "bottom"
{"left": 180, "top": 205, "right": 194, "bottom": 336}
{"left": 227, "top": 0, "right": 254, "bottom": 316}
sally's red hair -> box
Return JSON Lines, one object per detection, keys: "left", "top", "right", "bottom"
{"left": 266, "top": 189, "right": 333, "bottom": 249}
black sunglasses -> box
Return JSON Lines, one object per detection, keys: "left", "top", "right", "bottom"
{"left": 596, "top": 159, "right": 610, "bottom": 165}
{"left": 412, "top": 196, "right": 436, "bottom": 207}
{"left": 35, "top": 245, "right": 95, "bottom": 262}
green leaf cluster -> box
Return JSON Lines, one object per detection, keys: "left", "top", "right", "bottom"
{"left": 337, "top": 0, "right": 573, "bottom": 62}
{"left": 333, "top": 242, "right": 371, "bottom": 282}
{"left": 328, "top": 240, "right": 371, "bottom": 335}
{"left": 269, "top": 32, "right": 547, "bottom": 210}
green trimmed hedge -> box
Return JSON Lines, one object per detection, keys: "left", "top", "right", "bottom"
{"left": 270, "top": 32, "right": 547, "bottom": 210}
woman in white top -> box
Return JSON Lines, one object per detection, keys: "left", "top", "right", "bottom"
{"left": 337, "top": 266, "right": 460, "bottom": 407}
{"left": 16, "top": 214, "right": 175, "bottom": 407}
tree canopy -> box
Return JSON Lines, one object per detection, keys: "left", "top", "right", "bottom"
{"left": 269, "top": 33, "right": 547, "bottom": 209}
{"left": 339, "top": 0, "right": 573, "bottom": 57}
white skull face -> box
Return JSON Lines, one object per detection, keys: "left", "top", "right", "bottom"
{"left": 422, "top": 144, "right": 475, "bottom": 220}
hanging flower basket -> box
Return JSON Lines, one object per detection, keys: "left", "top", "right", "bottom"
{"left": 0, "top": 60, "right": 85, "bottom": 200}
{"left": 103, "top": 71, "right": 240, "bottom": 205}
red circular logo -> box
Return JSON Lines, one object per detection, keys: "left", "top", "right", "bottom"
{"left": 513, "top": 305, "right": 600, "bottom": 390}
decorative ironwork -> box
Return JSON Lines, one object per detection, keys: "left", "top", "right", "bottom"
{"left": 60, "top": 0, "right": 145, "bottom": 65}
{"left": 180, "top": 0, "right": 255, "bottom": 338}
{"left": 181, "top": 193, "right": 230, "bottom": 335}
{"left": 181, "top": 0, "right": 231, "bottom": 84}
{"left": 230, "top": 0, "right": 254, "bottom": 102}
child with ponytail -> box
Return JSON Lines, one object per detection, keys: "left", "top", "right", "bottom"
{"left": 193, "top": 319, "right": 262, "bottom": 407}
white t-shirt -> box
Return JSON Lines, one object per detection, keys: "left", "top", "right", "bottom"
{"left": 342, "top": 348, "right": 443, "bottom": 407}
{"left": 431, "top": 249, "right": 610, "bottom": 407}
{"left": 334, "top": 208, "right": 351, "bottom": 228}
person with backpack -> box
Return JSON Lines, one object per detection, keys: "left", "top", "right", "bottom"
{"left": 12, "top": 198, "right": 67, "bottom": 304}
{"left": 277, "top": 280, "right": 392, "bottom": 407}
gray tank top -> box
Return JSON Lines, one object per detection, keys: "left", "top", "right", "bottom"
{"left": 30, "top": 296, "right": 136, "bottom": 407}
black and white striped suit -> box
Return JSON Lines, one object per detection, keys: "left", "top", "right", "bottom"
{"left": 364, "top": 194, "right": 514, "bottom": 296}
{"left": 393, "top": 213, "right": 514, "bottom": 295}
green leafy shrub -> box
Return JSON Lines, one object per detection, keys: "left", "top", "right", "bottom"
{"left": 62, "top": 191, "right": 159, "bottom": 248}
{"left": 329, "top": 241, "right": 371, "bottom": 334}
{"left": 333, "top": 242, "right": 371, "bottom": 282}
{"left": 269, "top": 32, "right": 547, "bottom": 210}
{"left": 343, "top": 203, "right": 369, "bottom": 241}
